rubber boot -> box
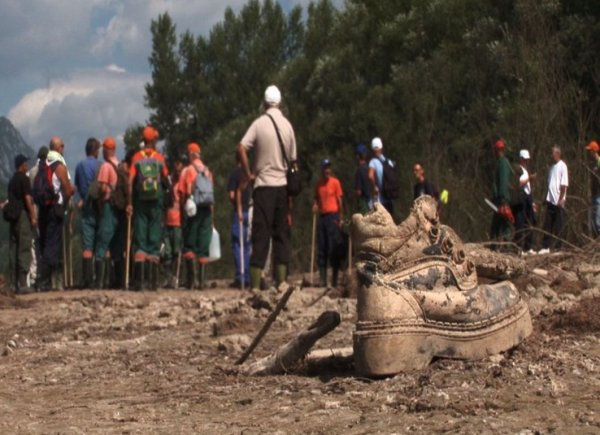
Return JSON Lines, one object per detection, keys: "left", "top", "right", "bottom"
{"left": 133, "top": 261, "right": 144, "bottom": 291}
{"left": 104, "top": 258, "right": 113, "bottom": 289}
{"left": 184, "top": 258, "right": 196, "bottom": 290}
{"left": 319, "top": 267, "right": 327, "bottom": 288}
{"left": 250, "top": 266, "right": 262, "bottom": 291}
{"left": 17, "top": 272, "right": 33, "bottom": 295}
{"left": 112, "top": 259, "right": 124, "bottom": 290}
{"left": 171, "top": 261, "right": 179, "bottom": 289}
{"left": 94, "top": 259, "right": 105, "bottom": 290}
{"left": 148, "top": 261, "right": 158, "bottom": 291}
{"left": 81, "top": 258, "right": 93, "bottom": 289}
{"left": 331, "top": 268, "right": 339, "bottom": 288}
{"left": 199, "top": 264, "right": 206, "bottom": 290}
{"left": 36, "top": 263, "right": 51, "bottom": 292}
{"left": 276, "top": 264, "right": 287, "bottom": 287}
{"left": 162, "top": 261, "right": 173, "bottom": 289}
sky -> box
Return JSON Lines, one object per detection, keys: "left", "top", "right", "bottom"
{"left": 0, "top": 0, "right": 342, "bottom": 168}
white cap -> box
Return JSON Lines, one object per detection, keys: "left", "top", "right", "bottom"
{"left": 264, "top": 85, "right": 281, "bottom": 105}
{"left": 371, "top": 137, "right": 383, "bottom": 150}
{"left": 519, "top": 149, "right": 530, "bottom": 160}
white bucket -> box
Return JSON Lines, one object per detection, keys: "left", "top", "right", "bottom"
{"left": 208, "top": 227, "right": 221, "bottom": 262}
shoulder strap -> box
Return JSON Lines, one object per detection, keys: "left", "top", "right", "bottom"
{"left": 266, "top": 113, "right": 289, "bottom": 169}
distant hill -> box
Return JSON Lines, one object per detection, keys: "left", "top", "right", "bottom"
{"left": 0, "top": 117, "right": 35, "bottom": 184}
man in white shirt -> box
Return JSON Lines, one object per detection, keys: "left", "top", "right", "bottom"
{"left": 539, "top": 146, "right": 568, "bottom": 253}
{"left": 513, "top": 149, "right": 536, "bottom": 253}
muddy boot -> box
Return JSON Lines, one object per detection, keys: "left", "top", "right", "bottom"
{"left": 133, "top": 261, "right": 144, "bottom": 291}
{"left": 162, "top": 261, "right": 173, "bottom": 289}
{"left": 94, "top": 259, "right": 105, "bottom": 290}
{"left": 111, "top": 259, "right": 124, "bottom": 290}
{"left": 318, "top": 267, "right": 327, "bottom": 288}
{"left": 184, "top": 259, "right": 196, "bottom": 290}
{"left": 147, "top": 261, "right": 158, "bottom": 291}
{"left": 331, "top": 268, "right": 339, "bottom": 288}
{"left": 275, "top": 264, "right": 287, "bottom": 288}
{"left": 104, "top": 259, "right": 113, "bottom": 289}
{"left": 81, "top": 258, "right": 94, "bottom": 289}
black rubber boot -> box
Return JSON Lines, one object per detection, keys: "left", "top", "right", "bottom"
{"left": 81, "top": 258, "right": 94, "bottom": 289}
{"left": 318, "top": 267, "right": 327, "bottom": 288}
{"left": 199, "top": 264, "right": 206, "bottom": 290}
{"left": 36, "top": 264, "right": 51, "bottom": 292}
{"left": 148, "top": 261, "right": 158, "bottom": 291}
{"left": 184, "top": 258, "right": 196, "bottom": 290}
{"left": 104, "top": 259, "right": 113, "bottom": 289}
{"left": 111, "top": 260, "right": 124, "bottom": 290}
{"left": 133, "top": 261, "right": 144, "bottom": 291}
{"left": 331, "top": 268, "right": 339, "bottom": 288}
{"left": 94, "top": 259, "right": 105, "bottom": 290}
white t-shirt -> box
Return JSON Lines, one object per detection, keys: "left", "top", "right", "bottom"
{"left": 546, "top": 160, "right": 568, "bottom": 205}
{"left": 520, "top": 165, "right": 531, "bottom": 195}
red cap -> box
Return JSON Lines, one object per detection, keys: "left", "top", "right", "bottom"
{"left": 586, "top": 141, "right": 599, "bottom": 152}
{"left": 494, "top": 139, "right": 505, "bottom": 150}
{"left": 102, "top": 137, "right": 116, "bottom": 150}
{"left": 187, "top": 142, "right": 201, "bottom": 154}
{"left": 143, "top": 126, "right": 158, "bottom": 141}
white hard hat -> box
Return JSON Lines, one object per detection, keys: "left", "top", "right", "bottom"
{"left": 519, "top": 149, "right": 530, "bottom": 160}
{"left": 371, "top": 137, "right": 383, "bottom": 150}
{"left": 264, "top": 85, "right": 281, "bottom": 105}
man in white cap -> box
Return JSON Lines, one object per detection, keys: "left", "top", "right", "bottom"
{"left": 368, "top": 137, "right": 398, "bottom": 216}
{"left": 539, "top": 146, "right": 568, "bottom": 254}
{"left": 237, "top": 85, "right": 297, "bottom": 290}
{"left": 513, "top": 149, "right": 536, "bottom": 253}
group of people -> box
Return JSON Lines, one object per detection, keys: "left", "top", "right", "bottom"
{"left": 8, "top": 83, "right": 594, "bottom": 295}
{"left": 489, "top": 138, "right": 593, "bottom": 254}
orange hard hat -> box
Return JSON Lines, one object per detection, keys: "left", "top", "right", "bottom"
{"left": 586, "top": 141, "right": 599, "bottom": 152}
{"left": 143, "top": 126, "right": 158, "bottom": 141}
{"left": 187, "top": 142, "right": 201, "bottom": 154}
{"left": 494, "top": 139, "right": 505, "bottom": 150}
{"left": 103, "top": 137, "right": 116, "bottom": 150}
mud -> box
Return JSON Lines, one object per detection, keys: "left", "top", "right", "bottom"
{"left": 0, "top": 274, "right": 599, "bottom": 433}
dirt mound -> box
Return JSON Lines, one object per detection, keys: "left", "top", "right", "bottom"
{"left": 551, "top": 297, "right": 600, "bottom": 333}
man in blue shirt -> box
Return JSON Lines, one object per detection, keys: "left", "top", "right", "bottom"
{"left": 368, "top": 137, "right": 395, "bottom": 216}
{"left": 74, "top": 138, "right": 101, "bottom": 288}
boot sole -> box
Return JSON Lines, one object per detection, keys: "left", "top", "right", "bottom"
{"left": 353, "top": 299, "right": 532, "bottom": 376}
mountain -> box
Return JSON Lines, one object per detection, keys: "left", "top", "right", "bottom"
{"left": 0, "top": 117, "right": 35, "bottom": 184}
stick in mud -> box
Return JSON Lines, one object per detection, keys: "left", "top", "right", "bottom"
{"left": 242, "top": 311, "right": 341, "bottom": 376}
{"left": 235, "top": 282, "right": 296, "bottom": 365}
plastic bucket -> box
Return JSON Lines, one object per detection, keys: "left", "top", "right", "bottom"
{"left": 208, "top": 227, "right": 221, "bottom": 262}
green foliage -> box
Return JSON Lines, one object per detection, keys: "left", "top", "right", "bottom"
{"left": 145, "top": 0, "right": 600, "bottom": 278}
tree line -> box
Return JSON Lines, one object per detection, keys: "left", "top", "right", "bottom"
{"left": 135, "top": 0, "right": 600, "bottom": 275}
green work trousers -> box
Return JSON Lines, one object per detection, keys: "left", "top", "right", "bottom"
{"left": 133, "top": 198, "right": 163, "bottom": 260}
{"left": 162, "top": 226, "right": 182, "bottom": 262}
{"left": 80, "top": 198, "right": 98, "bottom": 255}
{"left": 9, "top": 211, "right": 33, "bottom": 287}
{"left": 95, "top": 202, "right": 125, "bottom": 259}
{"left": 356, "top": 197, "right": 370, "bottom": 215}
{"left": 183, "top": 206, "right": 212, "bottom": 259}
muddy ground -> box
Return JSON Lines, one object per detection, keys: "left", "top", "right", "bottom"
{"left": 0, "top": 260, "right": 599, "bottom": 434}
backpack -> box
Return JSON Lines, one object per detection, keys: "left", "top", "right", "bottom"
{"left": 107, "top": 161, "right": 128, "bottom": 210}
{"left": 192, "top": 163, "right": 214, "bottom": 207}
{"left": 135, "top": 153, "right": 162, "bottom": 201}
{"left": 381, "top": 157, "right": 400, "bottom": 200}
{"left": 32, "top": 161, "right": 59, "bottom": 206}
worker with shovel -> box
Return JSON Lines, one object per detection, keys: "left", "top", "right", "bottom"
{"left": 227, "top": 156, "right": 251, "bottom": 289}
{"left": 490, "top": 139, "right": 514, "bottom": 245}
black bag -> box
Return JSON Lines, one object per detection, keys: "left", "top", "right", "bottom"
{"left": 381, "top": 157, "right": 400, "bottom": 200}
{"left": 32, "top": 161, "right": 59, "bottom": 206}
{"left": 2, "top": 200, "right": 22, "bottom": 223}
{"left": 266, "top": 114, "right": 302, "bottom": 197}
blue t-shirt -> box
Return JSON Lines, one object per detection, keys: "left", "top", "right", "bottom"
{"left": 74, "top": 156, "right": 102, "bottom": 201}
